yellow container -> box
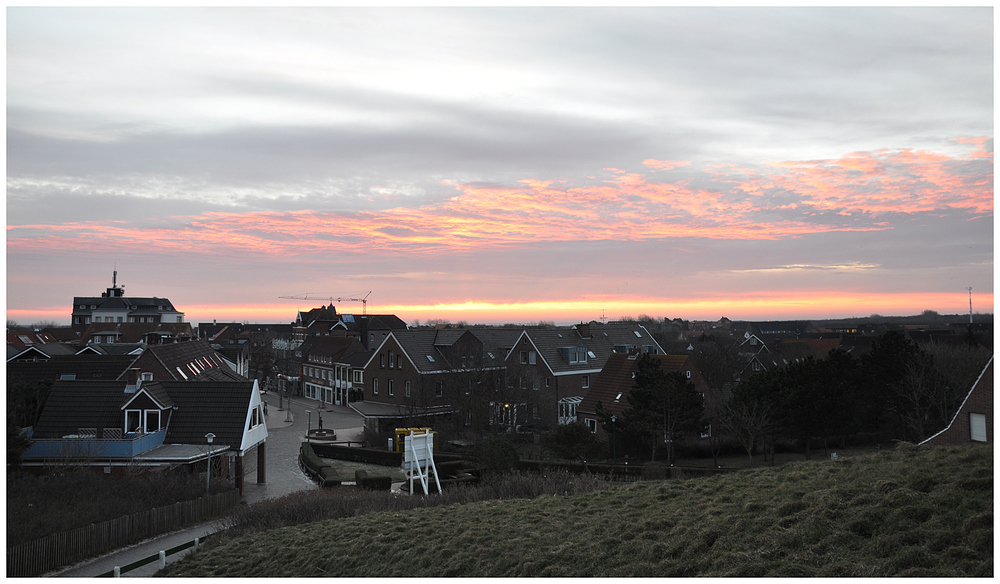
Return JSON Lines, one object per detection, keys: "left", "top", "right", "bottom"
{"left": 394, "top": 427, "right": 437, "bottom": 452}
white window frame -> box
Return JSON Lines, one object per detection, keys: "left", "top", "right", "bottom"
{"left": 970, "top": 413, "right": 987, "bottom": 442}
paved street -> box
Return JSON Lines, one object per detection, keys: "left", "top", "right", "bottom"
{"left": 50, "top": 392, "right": 365, "bottom": 577}
{"left": 242, "top": 392, "right": 366, "bottom": 504}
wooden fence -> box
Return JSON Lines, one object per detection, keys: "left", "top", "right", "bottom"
{"left": 7, "top": 489, "right": 240, "bottom": 577}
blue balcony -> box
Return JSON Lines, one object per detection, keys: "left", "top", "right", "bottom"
{"left": 22, "top": 429, "right": 167, "bottom": 461}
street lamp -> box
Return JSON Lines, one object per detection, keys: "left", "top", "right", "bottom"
{"left": 611, "top": 415, "right": 617, "bottom": 464}
{"left": 205, "top": 433, "right": 215, "bottom": 495}
{"left": 305, "top": 410, "right": 312, "bottom": 444}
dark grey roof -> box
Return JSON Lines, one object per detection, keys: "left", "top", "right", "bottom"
{"left": 391, "top": 330, "right": 452, "bottom": 372}
{"left": 32, "top": 379, "right": 256, "bottom": 451}
{"left": 8, "top": 354, "right": 138, "bottom": 386}
{"left": 156, "top": 381, "right": 255, "bottom": 450}
{"left": 32, "top": 381, "right": 129, "bottom": 438}
{"left": 467, "top": 328, "right": 522, "bottom": 363}
{"left": 514, "top": 323, "right": 664, "bottom": 375}
{"left": 145, "top": 340, "right": 247, "bottom": 381}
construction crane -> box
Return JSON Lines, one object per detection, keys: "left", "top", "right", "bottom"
{"left": 279, "top": 291, "right": 372, "bottom": 315}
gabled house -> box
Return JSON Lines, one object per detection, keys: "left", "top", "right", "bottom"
{"left": 577, "top": 352, "right": 714, "bottom": 437}
{"left": 351, "top": 329, "right": 488, "bottom": 437}
{"left": 506, "top": 322, "right": 665, "bottom": 428}
{"left": 299, "top": 335, "right": 369, "bottom": 406}
{"left": 920, "top": 357, "right": 993, "bottom": 447}
{"left": 21, "top": 378, "right": 267, "bottom": 496}
{"left": 71, "top": 274, "right": 185, "bottom": 334}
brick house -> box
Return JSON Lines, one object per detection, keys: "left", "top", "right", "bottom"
{"left": 920, "top": 357, "right": 993, "bottom": 447}
{"left": 506, "top": 322, "right": 664, "bottom": 430}
{"left": 299, "top": 335, "right": 369, "bottom": 406}
{"left": 577, "top": 352, "right": 714, "bottom": 437}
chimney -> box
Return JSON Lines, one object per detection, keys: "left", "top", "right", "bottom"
{"left": 577, "top": 322, "right": 591, "bottom": 339}
{"left": 126, "top": 368, "right": 141, "bottom": 384}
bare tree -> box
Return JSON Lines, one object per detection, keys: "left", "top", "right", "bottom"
{"left": 718, "top": 397, "right": 775, "bottom": 468}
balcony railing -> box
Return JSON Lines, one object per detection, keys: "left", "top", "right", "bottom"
{"left": 22, "top": 429, "right": 167, "bottom": 460}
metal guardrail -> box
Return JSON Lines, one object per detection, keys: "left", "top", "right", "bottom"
{"left": 94, "top": 534, "right": 211, "bottom": 577}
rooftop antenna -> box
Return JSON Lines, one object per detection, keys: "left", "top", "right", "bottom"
{"left": 968, "top": 287, "right": 973, "bottom": 324}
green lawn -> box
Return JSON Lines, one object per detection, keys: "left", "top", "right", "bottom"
{"left": 160, "top": 444, "right": 992, "bottom": 578}
{"left": 316, "top": 458, "right": 408, "bottom": 482}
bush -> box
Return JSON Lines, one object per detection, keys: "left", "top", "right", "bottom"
{"left": 7, "top": 467, "right": 218, "bottom": 542}
{"left": 543, "top": 421, "right": 606, "bottom": 461}
{"left": 471, "top": 435, "right": 519, "bottom": 474}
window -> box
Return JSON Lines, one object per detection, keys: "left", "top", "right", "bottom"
{"left": 117, "top": 316, "right": 123, "bottom": 323}
{"left": 129, "top": 316, "right": 135, "bottom": 323}
{"left": 85, "top": 317, "right": 91, "bottom": 324}
{"left": 141, "top": 372, "right": 153, "bottom": 381}
{"left": 353, "top": 370, "right": 363, "bottom": 383}
{"left": 970, "top": 413, "right": 987, "bottom": 442}
{"left": 125, "top": 410, "right": 142, "bottom": 433}
{"left": 388, "top": 380, "right": 394, "bottom": 397}
{"left": 435, "top": 381, "right": 443, "bottom": 398}
{"left": 427, "top": 354, "right": 436, "bottom": 363}
{"left": 582, "top": 375, "right": 590, "bottom": 389}
{"left": 373, "top": 378, "right": 379, "bottom": 395}
{"left": 397, "top": 355, "right": 402, "bottom": 369}
{"left": 585, "top": 418, "right": 598, "bottom": 433}
{"left": 405, "top": 381, "right": 411, "bottom": 398}
{"left": 529, "top": 351, "right": 536, "bottom": 365}
{"left": 519, "top": 351, "right": 528, "bottom": 364}
{"left": 380, "top": 354, "right": 385, "bottom": 368}
{"left": 145, "top": 410, "right": 160, "bottom": 432}
{"left": 701, "top": 423, "right": 712, "bottom": 439}
{"left": 686, "top": 370, "right": 691, "bottom": 378}
{"left": 388, "top": 351, "right": 394, "bottom": 367}
{"left": 545, "top": 377, "right": 551, "bottom": 388}
{"left": 614, "top": 392, "right": 623, "bottom": 402}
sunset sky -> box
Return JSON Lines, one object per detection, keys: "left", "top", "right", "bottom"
{"left": 6, "top": 8, "right": 994, "bottom": 326}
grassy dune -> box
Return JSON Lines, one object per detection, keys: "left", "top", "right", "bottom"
{"left": 159, "top": 445, "right": 992, "bottom": 577}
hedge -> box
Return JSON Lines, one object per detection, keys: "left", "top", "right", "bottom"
{"left": 310, "top": 443, "right": 402, "bottom": 467}
{"left": 300, "top": 442, "right": 342, "bottom": 487}
{"left": 354, "top": 470, "right": 393, "bottom": 491}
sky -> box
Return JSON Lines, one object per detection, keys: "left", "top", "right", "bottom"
{"left": 6, "top": 7, "right": 994, "bottom": 327}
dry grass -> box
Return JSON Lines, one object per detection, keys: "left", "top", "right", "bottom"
{"left": 158, "top": 445, "right": 992, "bottom": 578}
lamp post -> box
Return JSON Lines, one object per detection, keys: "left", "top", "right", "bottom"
{"left": 305, "top": 410, "right": 312, "bottom": 444}
{"left": 611, "top": 415, "right": 617, "bottom": 464}
{"left": 205, "top": 433, "right": 215, "bottom": 495}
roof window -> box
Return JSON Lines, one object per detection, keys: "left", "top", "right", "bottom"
{"left": 427, "top": 355, "right": 435, "bottom": 362}
{"left": 633, "top": 331, "right": 642, "bottom": 338}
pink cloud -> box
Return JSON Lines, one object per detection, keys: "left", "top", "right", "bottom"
{"left": 642, "top": 159, "right": 693, "bottom": 172}
{"left": 7, "top": 140, "right": 991, "bottom": 259}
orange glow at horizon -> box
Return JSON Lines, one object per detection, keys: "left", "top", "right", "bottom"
{"left": 10, "top": 292, "right": 992, "bottom": 327}
{"left": 6, "top": 140, "right": 992, "bottom": 259}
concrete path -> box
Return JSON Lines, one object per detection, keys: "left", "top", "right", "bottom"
{"left": 48, "top": 393, "right": 366, "bottom": 577}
